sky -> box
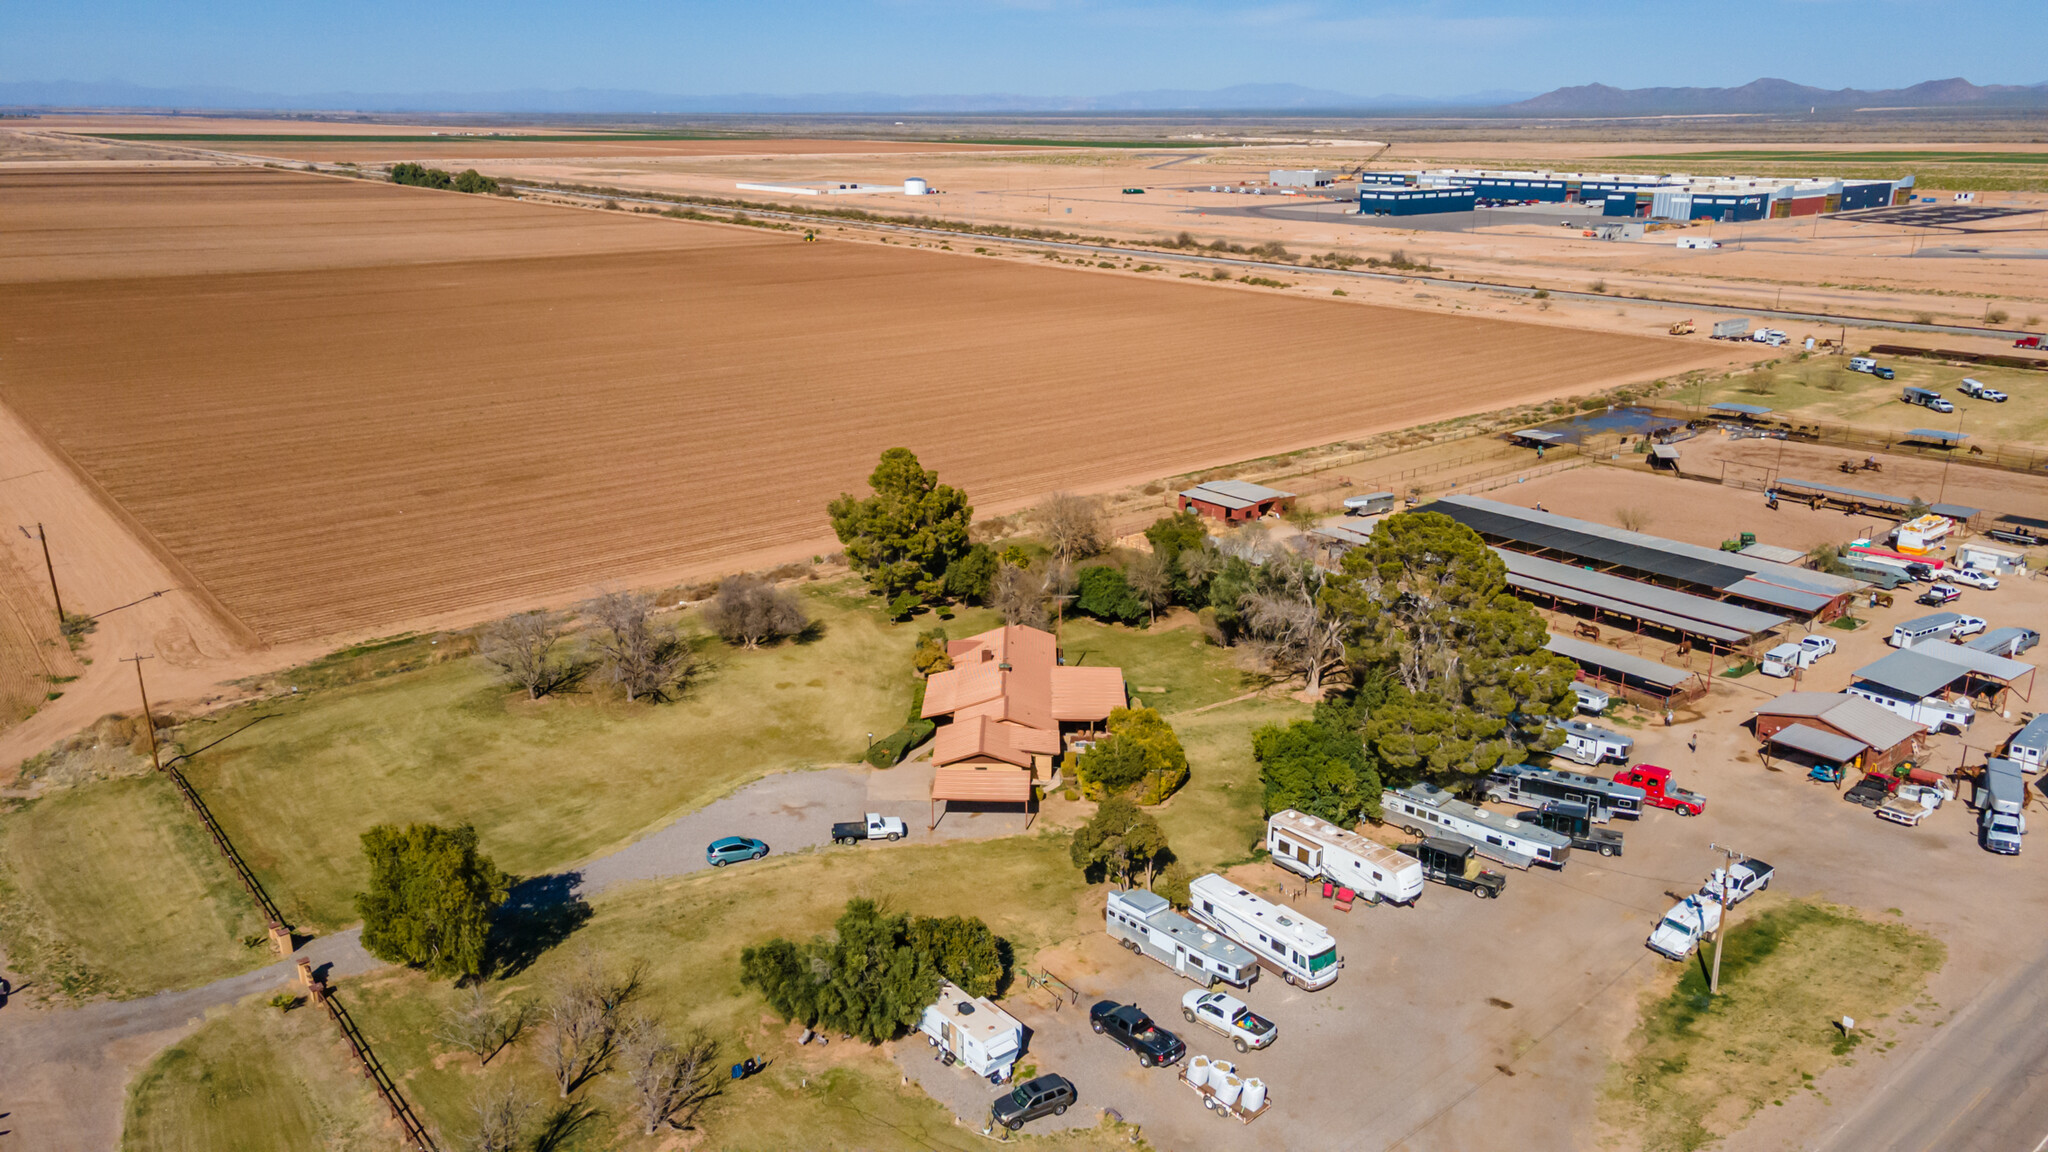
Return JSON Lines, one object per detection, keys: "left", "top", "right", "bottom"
{"left": 8, "top": 0, "right": 2046, "bottom": 100}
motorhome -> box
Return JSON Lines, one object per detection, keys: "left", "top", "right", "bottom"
{"left": 1105, "top": 888, "right": 1261, "bottom": 988}
{"left": 1484, "top": 763, "right": 1644, "bottom": 820}
{"left": 1889, "top": 612, "right": 1962, "bottom": 649}
{"left": 1265, "top": 810, "right": 1425, "bottom": 905}
{"left": 1187, "top": 874, "right": 1340, "bottom": 989}
{"left": 1381, "top": 783, "right": 1573, "bottom": 869}
{"left": 1547, "top": 718, "right": 1635, "bottom": 765}
{"left": 917, "top": 981, "right": 1024, "bottom": 1084}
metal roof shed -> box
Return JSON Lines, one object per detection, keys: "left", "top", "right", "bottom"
{"left": 1912, "top": 641, "right": 2035, "bottom": 702}
{"left": 1766, "top": 723, "right": 1867, "bottom": 765}
{"left": 1851, "top": 649, "right": 1971, "bottom": 700}
{"left": 1738, "top": 542, "right": 1808, "bottom": 565}
{"left": 1544, "top": 633, "right": 1705, "bottom": 702}
{"left": 1929, "top": 503, "right": 1981, "bottom": 520}
{"left": 1499, "top": 550, "right": 1785, "bottom": 646}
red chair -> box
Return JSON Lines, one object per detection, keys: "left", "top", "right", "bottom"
{"left": 1334, "top": 887, "right": 1355, "bottom": 912}
{"left": 1321, "top": 880, "right": 1334, "bottom": 900}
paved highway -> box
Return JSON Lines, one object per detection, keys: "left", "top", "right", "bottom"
{"left": 1814, "top": 937, "right": 2048, "bottom": 1152}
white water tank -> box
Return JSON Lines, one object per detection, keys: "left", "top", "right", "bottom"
{"left": 905, "top": 178, "right": 929, "bottom": 196}
{"left": 1214, "top": 1072, "right": 1243, "bottom": 1107}
{"left": 1187, "top": 1055, "right": 1212, "bottom": 1088}
{"left": 1241, "top": 1078, "right": 1267, "bottom": 1112}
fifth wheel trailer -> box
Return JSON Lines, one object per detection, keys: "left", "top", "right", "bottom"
{"left": 1265, "top": 809, "right": 1425, "bottom": 905}
{"left": 1105, "top": 887, "right": 1261, "bottom": 988}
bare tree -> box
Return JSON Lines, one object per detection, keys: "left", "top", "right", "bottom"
{"left": 478, "top": 611, "right": 569, "bottom": 700}
{"left": 991, "top": 564, "right": 1049, "bottom": 629}
{"left": 1033, "top": 492, "right": 1107, "bottom": 565}
{"left": 701, "top": 575, "right": 809, "bottom": 649}
{"left": 439, "top": 984, "right": 529, "bottom": 1068}
{"left": 1126, "top": 551, "right": 1173, "bottom": 626}
{"left": 465, "top": 1083, "right": 534, "bottom": 1152}
{"left": 538, "top": 952, "right": 639, "bottom": 1098}
{"left": 620, "top": 1016, "right": 721, "bottom": 1134}
{"left": 1614, "top": 506, "right": 1653, "bottom": 533}
{"left": 1242, "top": 560, "right": 1350, "bottom": 698}
{"left": 585, "top": 589, "right": 694, "bottom": 702}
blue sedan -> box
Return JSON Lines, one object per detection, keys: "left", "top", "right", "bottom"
{"left": 706, "top": 836, "right": 769, "bottom": 867}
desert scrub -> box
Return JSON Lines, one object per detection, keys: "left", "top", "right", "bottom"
{"left": 1604, "top": 900, "right": 1943, "bottom": 1152}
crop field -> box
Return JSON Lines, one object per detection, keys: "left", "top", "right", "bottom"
{"left": 0, "top": 168, "right": 1717, "bottom": 643}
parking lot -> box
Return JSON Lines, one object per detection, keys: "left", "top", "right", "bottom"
{"left": 898, "top": 569, "right": 2048, "bottom": 1150}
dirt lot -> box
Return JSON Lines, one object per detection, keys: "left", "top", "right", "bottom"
{"left": 0, "top": 167, "right": 1720, "bottom": 648}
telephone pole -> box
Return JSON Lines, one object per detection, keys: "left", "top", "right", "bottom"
{"left": 33, "top": 522, "right": 64, "bottom": 622}
{"left": 122, "top": 653, "right": 162, "bottom": 771}
{"left": 1707, "top": 842, "right": 1744, "bottom": 995}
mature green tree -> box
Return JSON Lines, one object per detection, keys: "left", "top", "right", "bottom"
{"left": 942, "top": 543, "right": 997, "bottom": 604}
{"left": 453, "top": 168, "right": 499, "bottom": 194}
{"left": 1321, "top": 512, "right": 1577, "bottom": 787}
{"left": 738, "top": 899, "right": 942, "bottom": 1044}
{"left": 909, "top": 915, "right": 1004, "bottom": 998}
{"left": 1144, "top": 512, "right": 1210, "bottom": 604}
{"left": 1075, "top": 565, "right": 1145, "bottom": 624}
{"left": 356, "top": 823, "right": 510, "bottom": 980}
{"left": 1070, "top": 795, "right": 1171, "bottom": 887}
{"left": 1254, "top": 699, "right": 1382, "bottom": 824}
{"left": 828, "top": 449, "right": 973, "bottom": 602}
{"left": 388, "top": 162, "right": 455, "bottom": 189}
{"left": 1075, "top": 706, "right": 1188, "bottom": 803}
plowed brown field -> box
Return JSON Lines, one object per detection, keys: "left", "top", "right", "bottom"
{"left": 0, "top": 168, "right": 1723, "bottom": 644}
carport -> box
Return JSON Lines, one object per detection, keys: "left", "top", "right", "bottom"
{"left": 1761, "top": 723, "right": 1868, "bottom": 774}
{"left": 930, "top": 765, "right": 1036, "bottom": 830}
{"left": 1544, "top": 632, "right": 1708, "bottom": 705}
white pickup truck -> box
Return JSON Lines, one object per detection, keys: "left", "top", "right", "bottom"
{"left": 1648, "top": 895, "right": 1723, "bottom": 961}
{"left": 1797, "top": 635, "right": 1836, "bottom": 661}
{"left": 831, "top": 813, "right": 907, "bottom": 845}
{"left": 1699, "top": 858, "right": 1774, "bottom": 906}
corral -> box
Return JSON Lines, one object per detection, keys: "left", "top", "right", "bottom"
{"left": 0, "top": 167, "right": 1719, "bottom": 644}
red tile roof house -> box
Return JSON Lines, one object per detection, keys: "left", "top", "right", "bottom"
{"left": 920, "top": 624, "right": 1126, "bottom": 826}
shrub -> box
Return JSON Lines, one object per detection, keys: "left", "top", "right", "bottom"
{"left": 943, "top": 543, "right": 997, "bottom": 603}
{"left": 1075, "top": 565, "right": 1146, "bottom": 624}
{"left": 912, "top": 627, "right": 953, "bottom": 675}
{"left": 453, "top": 169, "right": 500, "bottom": 194}
{"left": 702, "top": 575, "right": 809, "bottom": 648}
{"left": 865, "top": 718, "right": 934, "bottom": 767}
{"left": 1076, "top": 707, "right": 1189, "bottom": 804}
{"left": 388, "top": 162, "right": 455, "bottom": 190}
{"left": 356, "top": 823, "right": 510, "bottom": 981}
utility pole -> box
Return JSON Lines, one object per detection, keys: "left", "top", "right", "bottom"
{"left": 122, "top": 653, "right": 162, "bottom": 772}
{"left": 1707, "top": 842, "right": 1744, "bottom": 995}
{"left": 33, "top": 522, "right": 64, "bottom": 622}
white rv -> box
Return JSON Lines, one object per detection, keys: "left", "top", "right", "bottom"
{"left": 1845, "top": 682, "right": 1974, "bottom": 734}
{"left": 1187, "top": 873, "right": 1340, "bottom": 989}
{"left": 917, "top": 981, "right": 1024, "bottom": 1084}
{"left": 1381, "top": 783, "right": 1573, "bottom": 869}
{"left": 1265, "top": 810, "right": 1425, "bottom": 906}
{"left": 1104, "top": 888, "right": 1261, "bottom": 988}
{"left": 1889, "top": 613, "right": 1962, "bottom": 649}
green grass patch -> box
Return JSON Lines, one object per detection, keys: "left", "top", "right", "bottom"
{"left": 0, "top": 775, "right": 270, "bottom": 999}
{"left": 1719, "top": 660, "right": 1759, "bottom": 679}
{"left": 1605, "top": 899, "right": 1944, "bottom": 1152}
{"left": 1704, "top": 357, "right": 2048, "bottom": 448}
{"left": 339, "top": 834, "right": 1111, "bottom": 1151}
{"left": 1059, "top": 618, "right": 1258, "bottom": 712}
{"left": 121, "top": 993, "right": 391, "bottom": 1152}
{"left": 1152, "top": 697, "right": 1308, "bottom": 871}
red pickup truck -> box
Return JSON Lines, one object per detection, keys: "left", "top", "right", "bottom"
{"left": 1612, "top": 765, "right": 1706, "bottom": 816}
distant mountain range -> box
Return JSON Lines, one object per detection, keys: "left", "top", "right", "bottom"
{"left": 0, "top": 79, "right": 1523, "bottom": 115}
{"left": 1, "top": 76, "right": 2042, "bottom": 117}
{"left": 1505, "top": 77, "right": 2048, "bottom": 116}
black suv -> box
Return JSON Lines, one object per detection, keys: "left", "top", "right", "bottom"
{"left": 1089, "top": 1000, "right": 1185, "bottom": 1068}
{"left": 990, "top": 1074, "right": 1076, "bottom": 1131}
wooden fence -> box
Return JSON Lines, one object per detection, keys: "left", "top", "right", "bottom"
{"left": 304, "top": 961, "right": 439, "bottom": 1151}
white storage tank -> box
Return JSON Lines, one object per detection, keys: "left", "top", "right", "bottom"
{"left": 905, "top": 178, "right": 929, "bottom": 196}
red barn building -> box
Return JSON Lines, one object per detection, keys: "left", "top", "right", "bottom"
{"left": 1177, "top": 480, "right": 1295, "bottom": 522}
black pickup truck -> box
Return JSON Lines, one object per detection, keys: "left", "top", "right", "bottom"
{"left": 1522, "top": 802, "right": 1624, "bottom": 857}
{"left": 1088, "top": 1001, "right": 1185, "bottom": 1068}
{"left": 1398, "top": 838, "right": 1507, "bottom": 899}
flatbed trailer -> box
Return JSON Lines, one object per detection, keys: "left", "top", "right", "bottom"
{"left": 1178, "top": 1065, "right": 1271, "bottom": 1123}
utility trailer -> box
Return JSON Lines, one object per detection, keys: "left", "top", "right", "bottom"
{"left": 1711, "top": 318, "right": 1750, "bottom": 340}
{"left": 1381, "top": 783, "right": 1572, "bottom": 869}
{"left": 1179, "top": 1063, "right": 1271, "bottom": 1123}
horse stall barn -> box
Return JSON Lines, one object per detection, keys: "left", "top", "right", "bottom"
{"left": 1178, "top": 480, "right": 1296, "bottom": 522}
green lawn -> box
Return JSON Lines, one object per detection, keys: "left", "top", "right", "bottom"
{"left": 1604, "top": 899, "right": 1944, "bottom": 1152}
{"left": 122, "top": 993, "right": 396, "bottom": 1152}
{"left": 1705, "top": 357, "right": 2048, "bottom": 447}
{"left": 179, "top": 588, "right": 923, "bottom": 933}
{"left": 0, "top": 774, "right": 271, "bottom": 999}
{"left": 333, "top": 834, "right": 1112, "bottom": 1152}
{"left": 1152, "top": 696, "right": 1306, "bottom": 872}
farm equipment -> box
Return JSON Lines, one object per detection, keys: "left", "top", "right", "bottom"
{"left": 1669, "top": 319, "right": 1696, "bottom": 335}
